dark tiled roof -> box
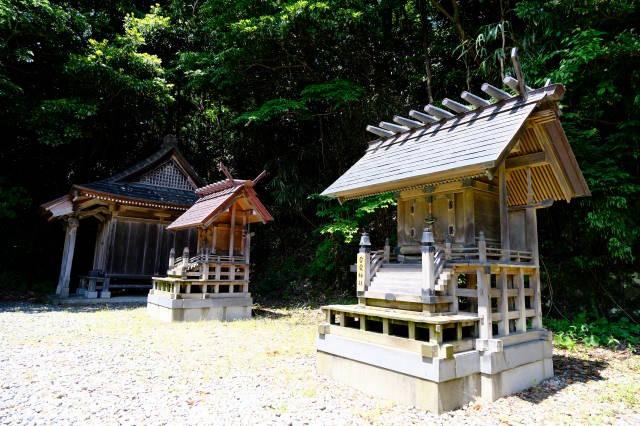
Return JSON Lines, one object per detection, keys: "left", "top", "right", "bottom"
{"left": 76, "top": 181, "right": 198, "bottom": 207}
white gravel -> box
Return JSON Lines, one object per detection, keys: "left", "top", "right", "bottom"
{"left": 0, "top": 302, "right": 638, "bottom": 425}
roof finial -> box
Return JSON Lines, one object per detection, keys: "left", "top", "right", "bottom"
{"left": 218, "top": 162, "right": 234, "bottom": 181}
{"left": 162, "top": 134, "right": 178, "bottom": 147}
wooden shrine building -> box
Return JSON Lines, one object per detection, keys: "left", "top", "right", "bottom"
{"left": 316, "top": 51, "right": 590, "bottom": 413}
{"left": 42, "top": 136, "right": 202, "bottom": 299}
{"left": 146, "top": 165, "right": 273, "bottom": 322}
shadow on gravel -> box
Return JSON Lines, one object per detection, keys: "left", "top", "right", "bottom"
{"left": 0, "top": 302, "right": 144, "bottom": 314}
{"left": 516, "top": 353, "right": 608, "bottom": 404}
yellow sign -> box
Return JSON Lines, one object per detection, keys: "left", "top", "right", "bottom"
{"left": 356, "top": 252, "right": 366, "bottom": 292}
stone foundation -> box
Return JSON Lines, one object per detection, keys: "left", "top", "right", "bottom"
{"left": 317, "top": 328, "right": 553, "bottom": 413}
{"left": 147, "top": 293, "right": 252, "bottom": 322}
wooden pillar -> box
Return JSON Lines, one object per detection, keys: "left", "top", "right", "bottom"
{"left": 525, "top": 168, "right": 539, "bottom": 266}
{"left": 451, "top": 273, "right": 459, "bottom": 313}
{"left": 463, "top": 187, "right": 475, "bottom": 246}
{"left": 498, "top": 270, "right": 509, "bottom": 336}
{"left": 211, "top": 225, "right": 218, "bottom": 254}
{"left": 516, "top": 269, "right": 527, "bottom": 332}
{"left": 525, "top": 167, "right": 542, "bottom": 329}
{"left": 531, "top": 270, "right": 543, "bottom": 329}
{"left": 229, "top": 204, "right": 236, "bottom": 257}
{"left": 244, "top": 228, "right": 251, "bottom": 281}
{"left": 476, "top": 269, "right": 492, "bottom": 339}
{"left": 360, "top": 315, "right": 366, "bottom": 331}
{"left": 55, "top": 217, "right": 79, "bottom": 298}
{"left": 498, "top": 162, "right": 510, "bottom": 259}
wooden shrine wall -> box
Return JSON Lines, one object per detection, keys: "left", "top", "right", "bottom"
{"left": 107, "top": 218, "right": 197, "bottom": 277}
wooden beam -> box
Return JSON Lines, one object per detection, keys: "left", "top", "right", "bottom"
{"left": 379, "top": 121, "right": 409, "bottom": 133}
{"left": 408, "top": 110, "right": 438, "bottom": 124}
{"left": 392, "top": 115, "right": 423, "bottom": 129}
{"left": 461, "top": 91, "right": 491, "bottom": 107}
{"left": 508, "top": 199, "right": 554, "bottom": 211}
{"left": 425, "top": 104, "right": 455, "bottom": 119}
{"left": 510, "top": 48, "right": 528, "bottom": 100}
{"left": 481, "top": 83, "right": 511, "bottom": 101}
{"left": 442, "top": 98, "right": 471, "bottom": 113}
{"left": 366, "top": 125, "right": 395, "bottom": 138}
{"left": 498, "top": 162, "right": 510, "bottom": 257}
{"left": 505, "top": 152, "right": 548, "bottom": 170}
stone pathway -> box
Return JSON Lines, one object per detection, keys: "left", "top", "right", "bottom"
{"left": 0, "top": 303, "right": 638, "bottom": 425}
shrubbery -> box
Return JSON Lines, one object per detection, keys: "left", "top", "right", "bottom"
{"left": 545, "top": 314, "right": 640, "bottom": 351}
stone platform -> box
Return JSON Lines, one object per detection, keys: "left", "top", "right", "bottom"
{"left": 316, "top": 304, "right": 553, "bottom": 413}
{"left": 147, "top": 293, "right": 252, "bottom": 322}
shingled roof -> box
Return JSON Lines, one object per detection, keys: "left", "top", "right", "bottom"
{"left": 322, "top": 85, "right": 572, "bottom": 200}
{"left": 167, "top": 178, "right": 273, "bottom": 231}
{"left": 73, "top": 139, "right": 203, "bottom": 209}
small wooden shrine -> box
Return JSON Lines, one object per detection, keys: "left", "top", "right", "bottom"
{"left": 42, "top": 136, "right": 202, "bottom": 299}
{"left": 147, "top": 164, "right": 273, "bottom": 322}
{"left": 317, "top": 51, "right": 590, "bottom": 413}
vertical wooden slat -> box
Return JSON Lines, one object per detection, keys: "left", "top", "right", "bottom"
{"left": 477, "top": 270, "right": 492, "bottom": 339}
{"left": 517, "top": 269, "right": 527, "bottom": 332}
{"left": 498, "top": 270, "right": 509, "bottom": 336}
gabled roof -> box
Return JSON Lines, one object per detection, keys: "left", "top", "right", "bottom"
{"left": 166, "top": 179, "right": 273, "bottom": 231}
{"left": 75, "top": 137, "right": 203, "bottom": 208}
{"left": 321, "top": 84, "right": 585, "bottom": 200}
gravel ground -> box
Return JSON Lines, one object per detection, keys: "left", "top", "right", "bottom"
{"left": 0, "top": 302, "right": 638, "bottom": 425}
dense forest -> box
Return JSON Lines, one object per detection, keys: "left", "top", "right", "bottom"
{"left": 0, "top": 0, "right": 638, "bottom": 321}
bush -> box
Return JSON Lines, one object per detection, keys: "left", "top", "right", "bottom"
{"left": 545, "top": 313, "right": 640, "bottom": 350}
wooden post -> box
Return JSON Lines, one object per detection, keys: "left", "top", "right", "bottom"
{"left": 229, "top": 204, "right": 236, "bottom": 258}
{"left": 531, "top": 270, "right": 543, "bottom": 329}
{"left": 498, "top": 162, "right": 510, "bottom": 260}
{"left": 498, "top": 270, "right": 509, "bottom": 336}
{"left": 181, "top": 246, "right": 189, "bottom": 279}
{"left": 451, "top": 273, "right": 459, "bottom": 313}
{"left": 421, "top": 228, "right": 435, "bottom": 295}
{"left": 463, "top": 187, "right": 475, "bottom": 246}
{"left": 383, "top": 238, "right": 390, "bottom": 263}
{"left": 244, "top": 230, "right": 251, "bottom": 281}
{"left": 525, "top": 167, "right": 542, "bottom": 329}
{"left": 211, "top": 226, "right": 217, "bottom": 254}
{"left": 445, "top": 238, "right": 452, "bottom": 260}
{"left": 516, "top": 269, "right": 527, "bottom": 332}
{"left": 478, "top": 231, "right": 487, "bottom": 263}
{"left": 476, "top": 269, "right": 492, "bottom": 339}
{"left": 168, "top": 247, "right": 175, "bottom": 269}
{"left": 202, "top": 249, "right": 210, "bottom": 280}
{"left": 356, "top": 233, "right": 371, "bottom": 295}
{"left": 55, "top": 217, "right": 79, "bottom": 298}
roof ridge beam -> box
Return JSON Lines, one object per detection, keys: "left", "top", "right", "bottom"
{"left": 425, "top": 104, "right": 455, "bottom": 119}
{"left": 393, "top": 115, "right": 423, "bottom": 129}
{"left": 409, "top": 110, "right": 438, "bottom": 124}
{"left": 442, "top": 98, "right": 472, "bottom": 113}
{"left": 481, "top": 83, "right": 512, "bottom": 101}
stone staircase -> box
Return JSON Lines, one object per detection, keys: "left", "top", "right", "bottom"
{"left": 367, "top": 263, "right": 453, "bottom": 296}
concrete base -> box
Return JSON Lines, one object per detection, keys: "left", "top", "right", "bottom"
{"left": 317, "top": 332, "right": 553, "bottom": 413}
{"left": 147, "top": 293, "right": 252, "bottom": 322}
{"left": 100, "top": 291, "right": 111, "bottom": 299}
{"left": 85, "top": 291, "right": 98, "bottom": 299}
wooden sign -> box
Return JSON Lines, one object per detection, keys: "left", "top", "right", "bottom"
{"left": 356, "top": 252, "right": 366, "bottom": 292}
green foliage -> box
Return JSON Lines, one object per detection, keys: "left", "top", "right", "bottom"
{"left": 0, "top": 0, "right": 638, "bottom": 312}
{"left": 545, "top": 314, "right": 640, "bottom": 350}
{"left": 315, "top": 193, "right": 396, "bottom": 243}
